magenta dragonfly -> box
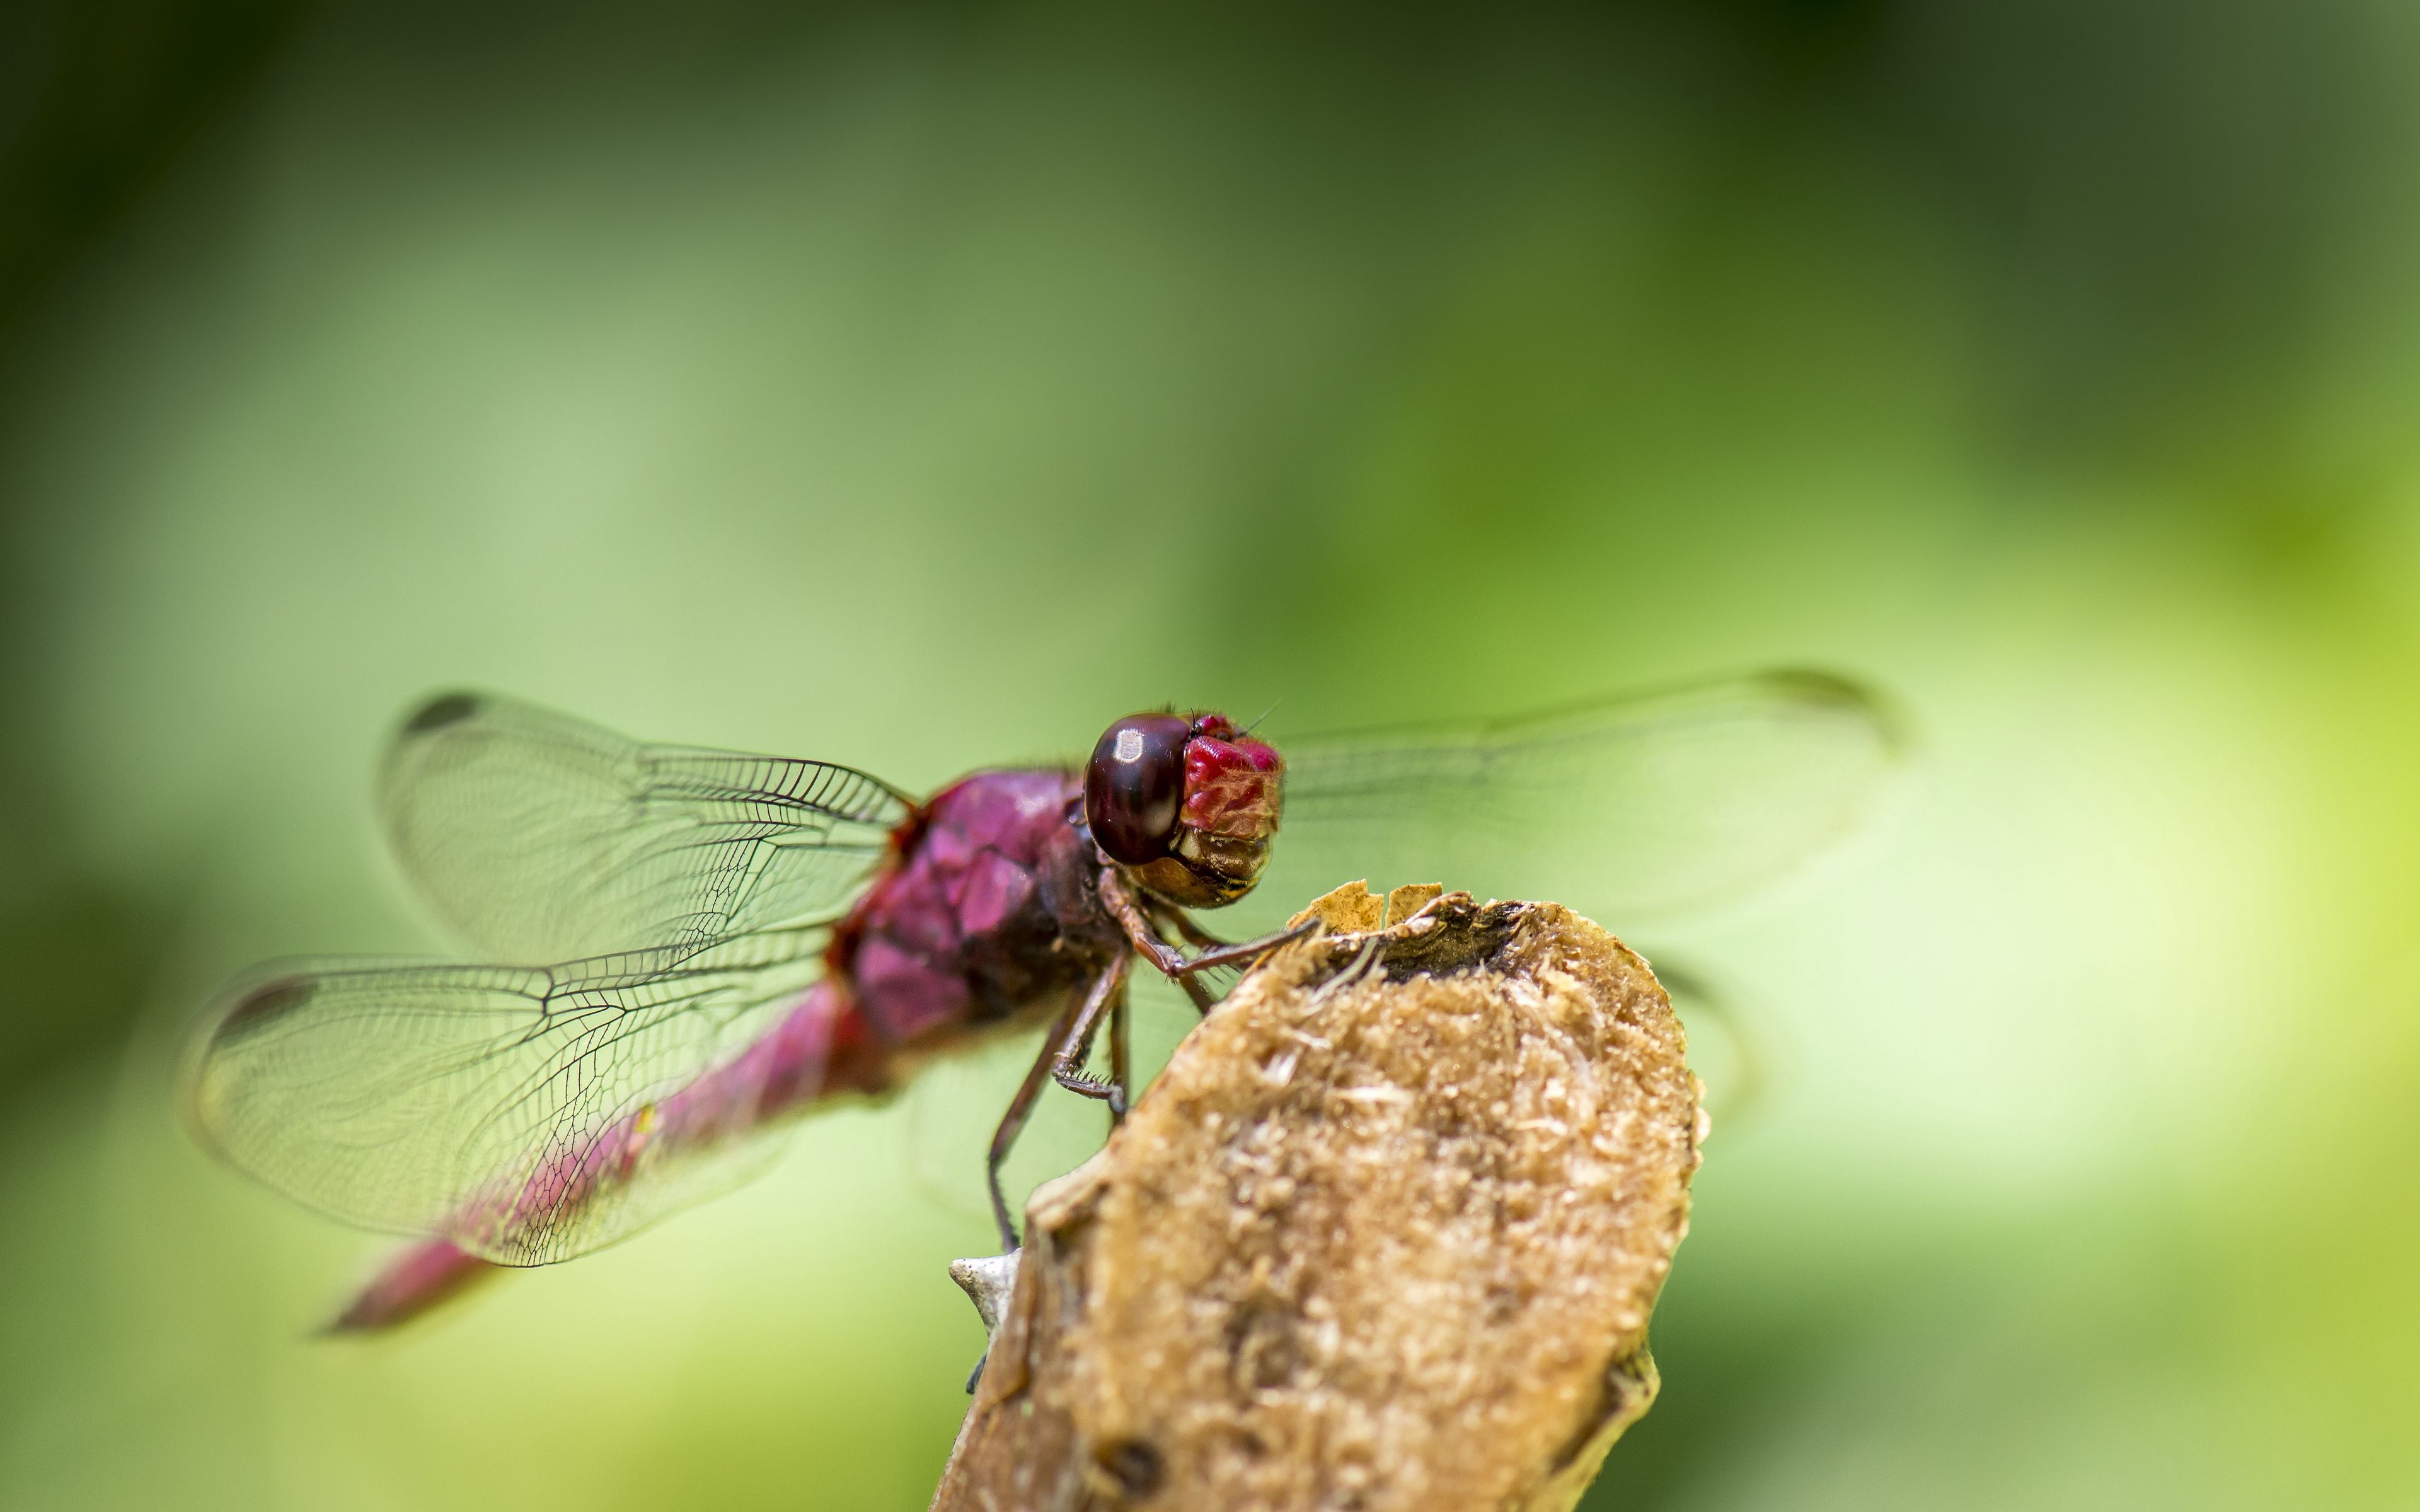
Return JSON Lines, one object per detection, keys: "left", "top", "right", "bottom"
{"left": 183, "top": 672, "right": 1896, "bottom": 1329}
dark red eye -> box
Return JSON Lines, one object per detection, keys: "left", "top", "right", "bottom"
{"left": 1084, "top": 713, "right": 1190, "bottom": 864}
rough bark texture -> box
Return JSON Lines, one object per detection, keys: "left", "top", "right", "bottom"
{"left": 931, "top": 883, "right": 1703, "bottom": 1512}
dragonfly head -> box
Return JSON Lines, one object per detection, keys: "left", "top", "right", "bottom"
{"left": 1084, "top": 711, "right": 1283, "bottom": 909}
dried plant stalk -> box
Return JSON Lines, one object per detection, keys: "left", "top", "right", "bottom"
{"left": 931, "top": 883, "right": 1703, "bottom": 1512}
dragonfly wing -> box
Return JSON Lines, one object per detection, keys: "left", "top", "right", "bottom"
{"left": 378, "top": 692, "right": 910, "bottom": 963}
{"left": 1250, "top": 670, "right": 1903, "bottom": 931}
{"left": 183, "top": 927, "right": 838, "bottom": 1265}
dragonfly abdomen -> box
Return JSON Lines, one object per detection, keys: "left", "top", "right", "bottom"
{"left": 331, "top": 979, "right": 890, "bottom": 1329}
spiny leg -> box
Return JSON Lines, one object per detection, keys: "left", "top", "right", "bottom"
{"left": 1097, "top": 866, "right": 1189, "bottom": 976}
{"left": 1167, "top": 922, "right": 1320, "bottom": 976}
{"left": 1107, "top": 968, "right": 1132, "bottom": 1128}
{"left": 1143, "top": 900, "right": 1223, "bottom": 1014}
{"left": 1051, "top": 954, "right": 1133, "bottom": 1114}
{"left": 1170, "top": 958, "right": 1219, "bottom": 1015}
{"left": 1099, "top": 866, "right": 1319, "bottom": 985}
{"left": 984, "top": 994, "right": 1083, "bottom": 1253}
{"left": 1148, "top": 897, "right": 1230, "bottom": 951}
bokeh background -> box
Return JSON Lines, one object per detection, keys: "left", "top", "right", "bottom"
{"left": 5, "top": 2, "right": 2418, "bottom": 1507}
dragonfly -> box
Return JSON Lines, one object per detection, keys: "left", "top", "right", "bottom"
{"left": 182, "top": 671, "right": 1899, "bottom": 1331}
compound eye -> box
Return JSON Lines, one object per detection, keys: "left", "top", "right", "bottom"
{"left": 1085, "top": 713, "right": 1191, "bottom": 865}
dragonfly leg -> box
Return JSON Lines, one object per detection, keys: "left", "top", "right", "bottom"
{"left": 1142, "top": 902, "right": 1223, "bottom": 1014}
{"left": 985, "top": 994, "right": 1084, "bottom": 1252}
{"left": 1098, "top": 867, "right": 1189, "bottom": 976}
{"left": 1166, "top": 918, "right": 1320, "bottom": 977}
{"left": 1170, "top": 963, "right": 1219, "bottom": 1015}
{"left": 1149, "top": 899, "right": 1231, "bottom": 951}
{"left": 1051, "top": 955, "right": 1133, "bottom": 1116}
{"left": 1107, "top": 966, "right": 1132, "bottom": 1128}
{"left": 1101, "top": 866, "right": 1320, "bottom": 983}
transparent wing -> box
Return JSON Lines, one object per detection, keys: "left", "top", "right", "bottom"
{"left": 377, "top": 692, "right": 911, "bottom": 963}
{"left": 183, "top": 926, "right": 836, "bottom": 1265}
{"left": 1240, "top": 670, "right": 1903, "bottom": 934}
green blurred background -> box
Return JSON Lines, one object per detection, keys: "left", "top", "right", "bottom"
{"left": 4, "top": 1, "right": 2417, "bottom": 1506}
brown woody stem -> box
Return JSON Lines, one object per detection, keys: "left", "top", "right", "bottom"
{"left": 931, "top": 883, "right": 1703, "bottom": 1512}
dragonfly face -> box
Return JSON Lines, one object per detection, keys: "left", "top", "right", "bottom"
{"left": 183, "top": 671, "right": 1900, "bottom": 1331}
{"left": 1083, "top": 711, "right": 1283, "bottom": 910}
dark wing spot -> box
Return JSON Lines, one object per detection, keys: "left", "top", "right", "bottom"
{"left": 216, "top": 976, "right": 315, "bottom": 1041}
{"left": 402, "top": 692, "right": 481, "bottom": 734}
{"left": 1759, "top": 667, "right": 1911, "bottom": 757}
{"left": 1096, "top": 1439, "right": 1164, "bottom": 1499}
